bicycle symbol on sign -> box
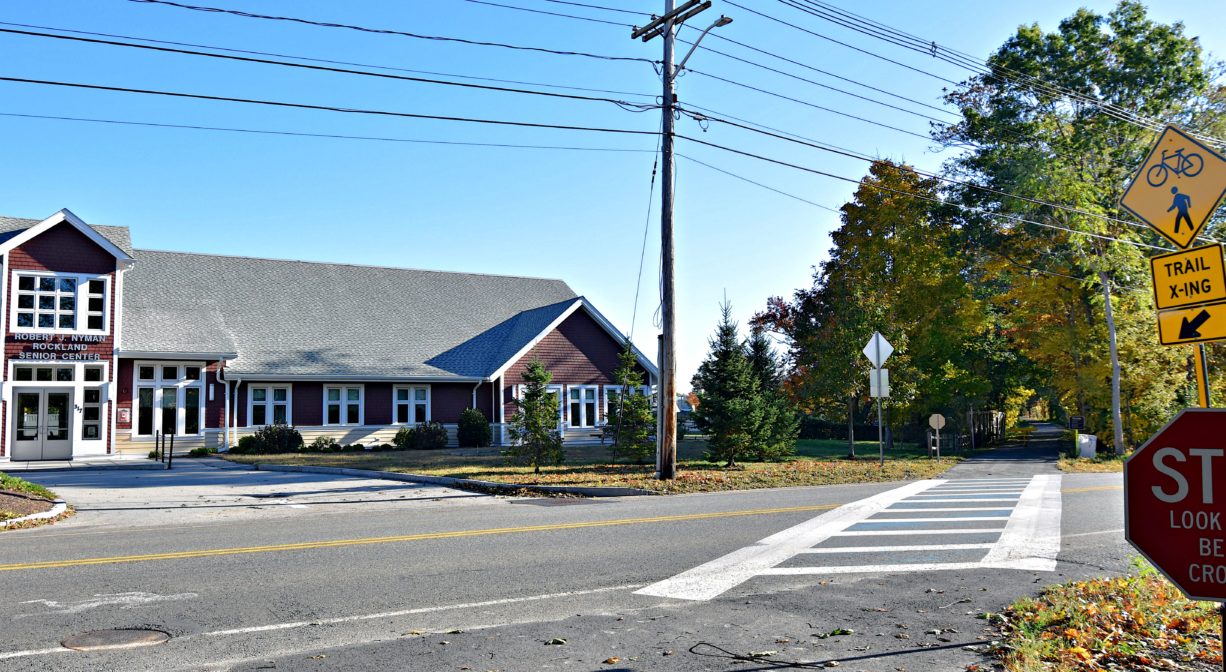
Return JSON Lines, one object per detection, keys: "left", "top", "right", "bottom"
{"left": 1147, "top": 147, "right": 1205, "bottom": 187}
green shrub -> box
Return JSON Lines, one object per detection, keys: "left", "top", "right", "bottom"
{"left": 148, "top": 449, "right": 159, "bottom": 460}
{"left": 458, "top": 408, "right": 492, "bottom": 447}
{"left": 411, "top": 422, "right": 448, "bottom": 450}
{"left": 187, "top": 447, "right": 216, "bottom": 457}
{"left": 305, "top": 436, "right": 338, "bottom": 453}
{"left": 393, "top": 426, "right": 416, "bottom": 450}
{"left": 377, "top": 443, "right": 394, "bottom": 451}
{"left": 233, "top": 435, "right": 258, "bottom": 454}
{"left": 250, "top": 424, "right": 303, "bottom": 453}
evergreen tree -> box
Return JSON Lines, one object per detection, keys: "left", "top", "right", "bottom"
{"left": 747, "top": 328, "right": 799, "bottom": 461}
{"left": 603, "top": 345, "right": 655, "bottom": 464}
{"left": 691, "top": 303, "right": 762, "bottom": 467}
{"left": 504, "top": 359, "right": 564, "bottom": 473}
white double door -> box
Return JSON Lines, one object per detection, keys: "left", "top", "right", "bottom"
{"left": 12, "top": 388, "right": 73, "bottom": 460}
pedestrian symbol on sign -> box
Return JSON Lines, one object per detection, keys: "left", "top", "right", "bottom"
{"left": 1120, "top": 125, "right": 1226, "bottom": 249}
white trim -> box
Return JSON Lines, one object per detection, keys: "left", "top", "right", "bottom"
{"left": 566, "top": 385, "right": 599, "bottom": 429}
{"left": 222, "top": 374, "right": 480, "bottom": 383}
{"left": 323, "top": 384, "right": 365, "bottom": 426}
{"left": 9, "top": 270, "right": 112, "bottom": 336}
{"left": 391, "top": 384, "right": 431, "bottom": 425}
{"left": 602, "top": 384, "right": 652, "bottom": 421}
{"left": 118, "top": 350, "right": 239, "bottom": 360}
{"left": 0, "top": 209, "right": 133, "bottom": 261}
{"left": 246, "top": 384, "right": 293, "bottom": 427}
{"left": 130, "top": 360, "right": 206, "bottom": 438}
{"left": 487, "top": 298, "right": 658, "bottom": 382}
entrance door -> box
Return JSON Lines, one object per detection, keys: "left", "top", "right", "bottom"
{"left": 10, "top": 389, "right": 73, "bottom": 461}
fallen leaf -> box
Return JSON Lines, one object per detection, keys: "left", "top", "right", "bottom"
{"left": 602, "top": 657, "right": 621, "bottom": 665}
{"left": 545, "top": 638, "right": 566, "bottom": 646}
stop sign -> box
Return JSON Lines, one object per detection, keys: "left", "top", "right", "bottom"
{"left": 1126, "top": 409, "right": 1226, "bottom": 601}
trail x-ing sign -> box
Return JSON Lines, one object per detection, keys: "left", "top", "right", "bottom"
{"left": 1121, "top": 125, "right": 1226, "bottom": 249}
{"left": 1126, "top": 409, "right": 1226, "bottom": 601}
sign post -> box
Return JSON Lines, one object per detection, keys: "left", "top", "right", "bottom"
{"left": 863, "top": 332, "right": 893, "bottom": 468}
{"left": 928, "top": 413, "right": 945, "bottom": 460}
{"left": 1127, "top": 409, "right": 1226, "bottom": 668}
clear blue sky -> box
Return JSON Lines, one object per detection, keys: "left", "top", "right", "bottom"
{"left": 2, "top": 1, "right": 1221, "bottom": 388}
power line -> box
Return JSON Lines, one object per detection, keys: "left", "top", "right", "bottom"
{"left": 0, "top": 76, "right": 661, "bottom": 136}
{"left": 722, "top": 0, "right": 961, "bottom": 86}
{"left": 0, "top": 21, "right": 657, "bottom": 100}
{"left": 459, "top": 0, "right": 959, "bottom": 123}
{"left": 677, "top": 153, "right": 840, "bottom": 213}
{"left": 0, "top": 111, "right": 658, "bottom": 152}
{"left": 680, "top": 106, "right": 1222, "bottom": 245}
{"left": 126, "top": 0, "right": 658, "bottom": 65}
{"left": 543, "top": 0, "right": 646, "bottom": 17}
{"left": 0, "top": 28, "right": 658, "bottom": 112}
{"left": 676, "top": 133, "right": 1173, "bottom": 252}
{"left": 784, "top": 0, "right": 1226, "bottom": 149}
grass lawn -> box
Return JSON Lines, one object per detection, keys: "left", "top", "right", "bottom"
{"left": 991, "top": 561, "right": 1220, "bottom": 671}
{"left": 224, "top": 438, "right": 960, "bottom": 494}
{"left": 0, "top": 472, "right": 59, "bottom": 525}
{"left": 0, "top": 472, "right": 56, "bottom": 501}
{"left": 1059, "top": 454, "right": 1126, "bottom": 473}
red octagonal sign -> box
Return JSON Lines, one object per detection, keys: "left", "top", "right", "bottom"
{"left": 1126, "top": 408, "right": 1226, "bottom": 602}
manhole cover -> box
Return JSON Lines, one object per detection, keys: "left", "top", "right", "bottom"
{"left": 61, "top": 629, "right": 170, "bottom": 651}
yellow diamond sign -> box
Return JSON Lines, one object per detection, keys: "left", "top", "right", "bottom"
{"left": 1121, "top": 125, "right": 1226, "bottom": 249}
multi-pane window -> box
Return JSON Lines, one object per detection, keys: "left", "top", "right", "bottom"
{"left": 134, "top": 362, "right": 204, "bottom": 437}
{"left": 82, "top": 388, "right": 103, "bottom": 440}
{"left": 14, "top": 366, "right": 74, "bottom": 382}
{"left": 603, "top": 385, "right": 652, "bottom": 421}
{"left": 394, "top": 386, "right": 429, "bottom": 424}
{"left": 13, "top": 273, "right": 107, "bottom": 332}
{"left": 249, "top": 386, "right": 290, "bottom": 426}
{"left": 325, "top": 386, "right": 362, "bottom": 425}
{"left": 568, "top": 386, "right": 598, "bottom": 428}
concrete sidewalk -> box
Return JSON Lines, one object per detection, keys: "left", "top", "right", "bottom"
{"left": 2, "top": 454, "right": 163, "bottom": 472}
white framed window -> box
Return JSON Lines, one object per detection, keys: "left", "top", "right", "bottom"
{"left": 133, "top": 361, "right": 205, "bottom": 437}
{"left": 567, "top": 385, "right": 598, "bottom": 428}
{"left": 248, "top": 385, "right": 291, "bottom": 426}
{"left": 324, "top": 385, "right": 363, "bottom": 426}
{"left": 11, "top": 271, "right": 109, "bottom": 333}
{"left": 514, "top": 383, "right": 565, "bottom": 429}
{"left": 82, "top": 387, "right": 103, "bottom": 440}
{"left": 393, "top": 385, "right": 430, "bottom": 424}
{"left": 602, "top": 385, "right": 652, "bottom": 421}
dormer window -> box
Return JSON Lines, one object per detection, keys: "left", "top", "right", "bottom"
{"left": 12, "top": 272, "right": 108, "bottom": 333}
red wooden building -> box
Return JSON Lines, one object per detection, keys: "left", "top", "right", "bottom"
{"left": 0, "top": 209, "right": 656, "bottom": 461}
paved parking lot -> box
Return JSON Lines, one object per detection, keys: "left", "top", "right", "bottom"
{"left": 17, "top": 458, "right": 491, "bottom": 530}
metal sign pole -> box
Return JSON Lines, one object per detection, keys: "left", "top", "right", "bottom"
{"left": 876, "top": 338, "right": 883, "bottom": 468}
{"left": 1196, "top": 344, "right": 1212, "bottom": 408}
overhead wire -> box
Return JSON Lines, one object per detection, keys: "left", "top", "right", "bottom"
{"left": 125, "top": 0, "right": 658, "bottom": 65}
{"left": 675, "top": 133, "right": 1174, "bottom": 252}
{"left": 0, "top": 76, "right": 661, "bottom": 136}
{"left": 0, "top": 21, "right": 657, "bottom": 99}
{"left": 0, "top": 112, "right": 658, "bottom": 152}
{"left": 782, "top": 0, "right": 1226, "bottom": 148}
{"left": 678, "top": 106, "right": 1222, "bottom": 245}
{"left": 0, "top": 28, "right": 658, "bottom": 111}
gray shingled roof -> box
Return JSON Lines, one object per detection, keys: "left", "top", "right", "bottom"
{"left": 0, "top": 216, "right": 134, "bottom": 257}
{"left": 120, "top": 250, "right": 579, "bottom": 379}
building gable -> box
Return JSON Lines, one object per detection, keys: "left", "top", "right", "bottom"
{"left": 10, "top": 221, "right": 118, "bottom": 275}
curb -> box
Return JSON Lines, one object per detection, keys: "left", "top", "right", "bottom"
{"left": 248, "top": 463, "right": 658, "bottom": 498}
{"left": 1, "top": 499, "right": 68, "bottom": 528}
{"left": 1, "top": 462, "right": 166, "bottom": 473}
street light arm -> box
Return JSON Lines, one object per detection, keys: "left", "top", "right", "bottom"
{"left": 676, "top": 15, "right": 732, "bottom": 73}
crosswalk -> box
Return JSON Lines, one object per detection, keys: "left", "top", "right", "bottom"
{"left": 636, "top": 476, "right": 1061, "bottom": 601}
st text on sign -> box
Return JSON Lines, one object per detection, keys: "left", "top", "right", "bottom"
{"left": 1126, "top": 409, "right": 1226, "bottom": 601}
{"left": 1120, "top": 125, "right": 1226, "bottom": 249}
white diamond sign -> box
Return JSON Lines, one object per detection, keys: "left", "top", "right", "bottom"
{"left": 862, "top": 332, "right": 893, "bottom": 368}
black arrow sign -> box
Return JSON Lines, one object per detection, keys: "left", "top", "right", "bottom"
{"left": 1180, "top": 309, "right": 1212, "bottom": 339}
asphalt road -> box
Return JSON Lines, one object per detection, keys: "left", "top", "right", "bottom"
{"left": 1, "top": 428, "right": 1130, "bottom": 671}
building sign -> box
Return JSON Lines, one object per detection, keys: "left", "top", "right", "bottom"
{"left": 11, "top": 333, "right": 105, "bottom": 361}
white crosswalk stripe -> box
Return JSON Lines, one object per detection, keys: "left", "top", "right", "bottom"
{"left": 636, "top": 475, "right": 1061, "bottom": 601}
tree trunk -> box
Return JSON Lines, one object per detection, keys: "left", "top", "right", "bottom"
{"left": 1099, "top": 272, "right": 1126, "bottom": 455}
{"left": 847, "top": 394, "right": 857, "bottom": 458}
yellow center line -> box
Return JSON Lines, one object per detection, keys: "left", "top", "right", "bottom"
{"left": 0, "top": 503, "right": 840, "bottom": 572}
{"left": 1063, "top": 485, "right": 1123, "bottom": 493}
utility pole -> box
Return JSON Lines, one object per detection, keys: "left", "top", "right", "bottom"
{"left": 632, "top": 1, "right": 730, "bottom": 480}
